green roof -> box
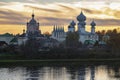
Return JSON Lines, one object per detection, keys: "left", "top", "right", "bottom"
{"left": 10, "top": 37, "right": 18, "bottom": 42}
{"left": 84, "top": 40, "right": 95, "bottom": 45}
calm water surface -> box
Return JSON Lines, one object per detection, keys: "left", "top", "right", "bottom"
{"left": 0, "top": 62, "right": 120, "bottom": 80}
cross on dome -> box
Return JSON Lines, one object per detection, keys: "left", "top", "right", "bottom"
{"left": 32, "top": 10, "right": 35, "bottom": 18}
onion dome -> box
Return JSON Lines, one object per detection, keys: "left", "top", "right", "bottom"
{"left": 70, "top": 20, "right": 76, "bottom": 26}
{"left": 32, "top": 13, "right": 34, "bottom": 18}
{"left": 77, "top": 11, "right": 86, "bottom": 21}
{"left": 29, "top": 13, "right": 37, "bottom": 24}
{"left": 90, "top": 20, "right": 96, "bottom": 27}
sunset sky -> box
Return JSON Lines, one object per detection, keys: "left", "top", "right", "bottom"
{"left": 0, "top": 0, "right": 120, "bottom": 34}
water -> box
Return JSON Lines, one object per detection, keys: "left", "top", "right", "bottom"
{"left": 0, "top": 62, "right": 120, "bottom": 80}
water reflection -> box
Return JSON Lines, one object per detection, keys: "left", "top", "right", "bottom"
{"left": 0, "top": 64, "right": 120, "bottom": 80}
{"left": 26, "top": 67, "right": 39, "bottom": 80}
{"left": 78, "top": 66, "right": 86, "bottom": 80}
{"left": 90, "top": 66, "right": 95, "bottom": 80}
{"left": 107, "top": 65, "right": 120, "bottom": 79}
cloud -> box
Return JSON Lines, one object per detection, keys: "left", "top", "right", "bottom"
{"left": 0, "top": 9, "right": 27, "bottom": 25}
{"left": 24, "top": 5, "right": 61, "bottom": 13}
{"left": 0, "top": 2, "right": 9, "bottom": 5}
{"left": 87, "top": 18, "right": 120, "bottom": 26}
{"left": 113, "top": 11, "right": 120, "bottom": 18}
{"left": 0, "top": 1, "right": 120, "bottom": 27}
{"left": 57, "top": 4, "right": 75, "bottom": 10}
{"left": 0, "top": 7, "right": 70, "bottom": 25}
{"left": 81, "top": 8, "right": 102, "bottom": 14}
{"left": 39, "top": 17, "right": 71, "bottom": 25}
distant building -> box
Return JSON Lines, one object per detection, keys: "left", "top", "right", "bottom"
{"left": 18, "top": 13, "right": 45, "bottom": 45}
{"left": 51, "top": 11, "right": 99, "bottom": 44}
{"left": 26, "top": 13, "right": 41, "bottom": 38}
{"left": 0, "top": 33, "right": 14, "bottom": 44}
{"left": 51, "top": 26, "right": 66, "bottom": 42}
{"left": 10, "top": 37, "right": 18, "bottom": 45}
{"left": 18, "top": 30, "right": 27, "bottom": 45}
{"left": 98, "top": 34, "right": 110, "bottom": 46}
{"left": 0, "top": 41, "right": 8, "bottom": 49}
{"left": 102, "top": 34, "right": 110, "bottom": 42}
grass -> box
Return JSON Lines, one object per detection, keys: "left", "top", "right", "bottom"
{"left": 0, "top": 59, "right": 120, "bottom": 67}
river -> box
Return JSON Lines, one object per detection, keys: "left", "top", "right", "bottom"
{"left": 0, "top": 62, "right": 120, "bottom": 80}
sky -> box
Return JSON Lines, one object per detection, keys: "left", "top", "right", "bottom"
{"left": 0, "top": 0, "right": 120, "bottom": 34}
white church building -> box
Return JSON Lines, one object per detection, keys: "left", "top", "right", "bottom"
{"left": 18, "top": 11, "right": 99, "bottom": 45}
{"left": 51, "top": 11, "right": 99, "bottom": 44}
{"left": 18, "top": 13, "right": 44, "bottom": 45}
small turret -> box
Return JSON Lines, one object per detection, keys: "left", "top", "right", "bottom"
{"left": 68, "top": 20, "right": 76, "bottom": 32}
{"left": 91, "top": 20, "right": 96, "bottom": 28}
{"left": 90, "top": 20, "right": 96, "bottom": 34}
{"left": 70, "top": 20, "right": 76, "bottom": 27}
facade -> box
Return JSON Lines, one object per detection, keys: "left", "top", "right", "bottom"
{"left": 18, "top": 13, "right": 59, "bottom": 47}
{"left": 51, "top": 25, "right": 66, "bottom": 42}
{"left": 51, "top": 11, "right": 99, "bottom": 44}
{"left": 26, "top": 13, "right": 41, "bottom": 38}
{"left": 18, "top": 13, "right": 43, "bottom": 45}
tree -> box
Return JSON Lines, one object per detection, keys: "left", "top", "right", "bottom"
{"left": 94, "top": 41, "right": 99, "bottom": 47}
{"left": 43, "top": 32, "right": 51, "bottom": 38}
{"left": 65, "top": 32, "right": 79, "bottom": 48}
{"left": 96, "top": 31, "right": 103, "bottom": 41}
{"left": 20, "top": 38, "right": 40, "bottom": 58}
{"left": 107, "top": 29, "right": 120, "bottom": 54}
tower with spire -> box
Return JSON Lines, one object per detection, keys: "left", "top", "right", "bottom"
{"left": 51, "top": 25, "right": 65, "bottom": 42}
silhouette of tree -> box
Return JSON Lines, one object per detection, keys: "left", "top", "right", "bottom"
{"left": 20, "top": 38, "right": 39, "bottom": 58}
{"left": 94, "top": 41, "right": 99, "bottom": 47}
{"left": 43, "top": 31, "right": 51, "bottom": 37}
{"left": 96, "top": 31, "right": 103, "bottom": 41}
{"left": 107, "top": 29, "right": 120, "bottom": 54}
{"left": 66, "top": 32, "right": 79, "bottom": 48}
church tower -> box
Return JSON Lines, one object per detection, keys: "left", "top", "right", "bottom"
{"left": 90, "top": 20, "right": 96, "bottom": 34}
{"left": 26, "top": 13, "right": 41, "bottom": 38}
{"left": 77, "top": 11, "right": 86, "bottom": 33}
{"left": 68, "top": 20, "right": 76, "bottom": 32}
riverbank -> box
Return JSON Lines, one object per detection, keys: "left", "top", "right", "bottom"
{"left": 0, "top": 58, "right": 120, "bottom": 67}
{"left": 1, "top": 58, "right": 120, "bottom": 62}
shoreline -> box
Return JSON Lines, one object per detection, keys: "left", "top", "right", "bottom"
{"left": 0, "top": 59, "right": 120, "bottom": 67}
{"left": 0, "top": 58, "right": 120, "bottom": 62}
